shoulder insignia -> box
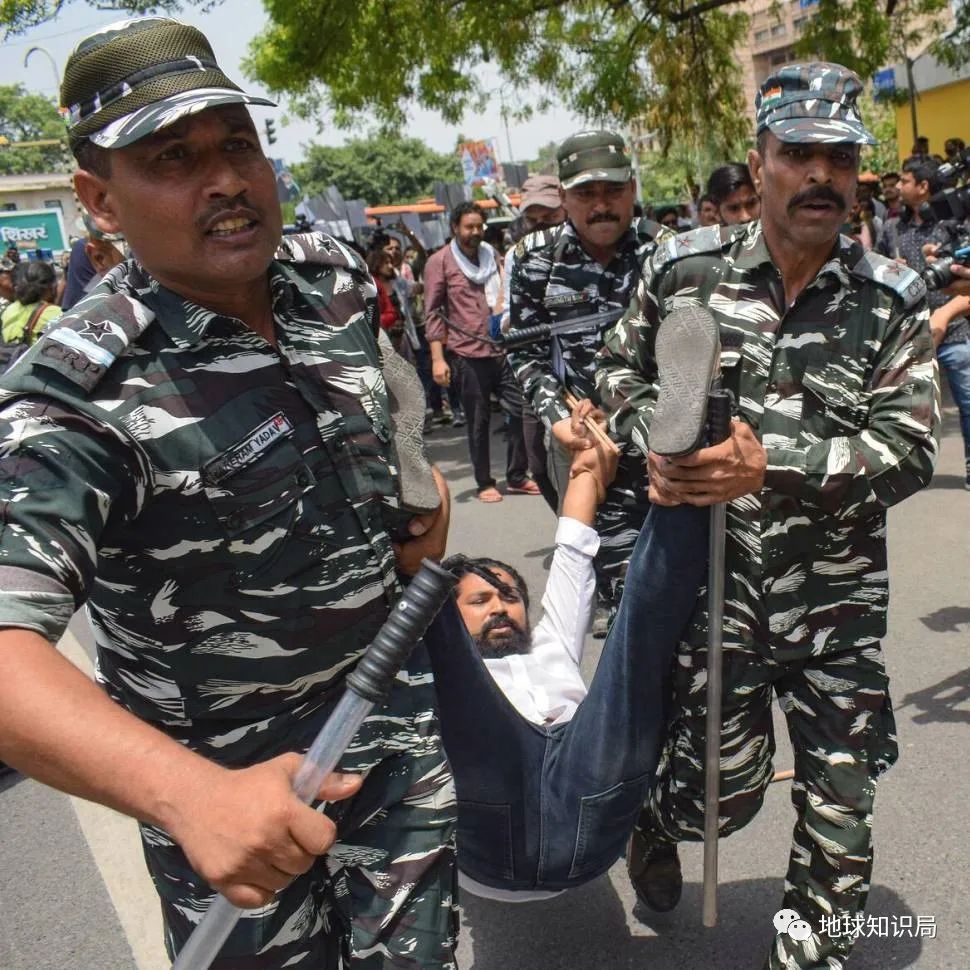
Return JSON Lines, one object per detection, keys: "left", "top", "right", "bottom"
{"left": 275, "top": 231, "right": 368, "bottom": 277}
{"left": 849, "top": 248, "right": 926, "bottom": 310}
{"left": 514, "top": 225, "right": 561, "bottom": 262}
{"left": 652, "top": 223, "right": 734, "bottom": 274}
{"left": 26, "top": 290, "right": 155, "bottom": 394}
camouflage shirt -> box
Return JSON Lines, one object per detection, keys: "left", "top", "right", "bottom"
{"left": 0, "top": 232, "right": 427, "bottom": 764}
{"left": 596, "top": 221, "right": 940, "bottom": 660}
{"left": 508, "top": 217, "right": 666, "bottom": 428}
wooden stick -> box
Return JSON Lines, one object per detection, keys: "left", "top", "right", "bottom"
{"left": 563, "top": 391, "right": 621, "bottom": 456}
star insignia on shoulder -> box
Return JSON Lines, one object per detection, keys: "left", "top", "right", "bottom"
{"left": 77, "top": 320, "right": 113, "bottom": 342}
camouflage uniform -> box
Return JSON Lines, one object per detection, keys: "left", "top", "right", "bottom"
{"left": 0, "top": 233, "right": 457, "bottom": 968}
{"left": 596, "top": 220, "right": 939, "bottom": 969}
{"left": 508, "top": 217, "right": 667, "bottom": 606}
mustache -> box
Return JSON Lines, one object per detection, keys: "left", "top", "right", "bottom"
{"left": 587, "top": 212, "right": 621, "bottom": 225}
{"left": 788, "top": 185, "right": 847, "bottom": 213}
{"left": 481, "top": 613, "right": 525, "bottom": 637}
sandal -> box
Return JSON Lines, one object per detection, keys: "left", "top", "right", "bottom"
{"left": 476, "top": 486, "right": 503, "bottom": 503}
{"left": 506, "top": 479, "right": 541, "bottom": 495}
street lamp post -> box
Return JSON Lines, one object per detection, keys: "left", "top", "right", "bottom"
{"left": 24, "top": 46, "right": 62, "bottom": 97}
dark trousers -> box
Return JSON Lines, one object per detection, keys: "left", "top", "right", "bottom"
{"left": 423, "top": 504, "right": 708, "bottom": 891}
{"left": 452, "top": 354, "right": 529, "bottom": 490}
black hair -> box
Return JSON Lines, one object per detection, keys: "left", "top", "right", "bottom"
{"left": 656, "top": 205, "right": 679, "bottom": 224}
{"left": 450, "top": 201, "right": 486, "bottom": 230}
{"left": 73, "top": 139, "right": 112, "bottom": 179}
{"left": 13, "top": 260, "right": 56, "bottom": 305}
{"left": 699, "top": 193, "right": 716, "bottom": 208}
{"left": 881, "top": 171, "right": 900, "bottom": 182}
{"left": 442, "top": 554, "right": 530, "bottom": 615}
{"left": 902, "top": 157, "right": 944, "bottom": 195}
{"left": 706, "top": 163, "right": 755, "bottom": 206}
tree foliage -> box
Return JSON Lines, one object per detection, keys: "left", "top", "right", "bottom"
{"left": 795, "top": 0, "right": 953, "bottom": 79}
{"left": 0, "top": 84, "right": 69, "bottom": 174}
{"left": 290, "top": 133, "right": 462, "bottom": 205}
{"left": 247, "top": 0, "right": 752, "bottom": 159}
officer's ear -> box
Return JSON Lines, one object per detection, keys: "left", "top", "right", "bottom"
{"left": 75, "top": 168, "right": 123, "bottom": 238}
{"left": 747, "top": 148, "right": 764, "bottom": 197}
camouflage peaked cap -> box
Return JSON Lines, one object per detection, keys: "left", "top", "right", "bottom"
{"left": 61, "top": 17, "right": 274, "bottom": 150}
{"left": 557, "top": 130, "right": 632, "bottom": 190}
{"left": 755, "top": 62, "right": 876, "bottom": 145}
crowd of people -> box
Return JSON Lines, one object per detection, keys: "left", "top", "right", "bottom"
{"left": 0, "top": 13, "right": 966, "bottom": 970}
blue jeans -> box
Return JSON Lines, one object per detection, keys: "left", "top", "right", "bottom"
{"left": 938, "top": 337, "right": 970, "bottom": 470}
{"left": 423, "top": 504, "right": 708, "bottom": 892}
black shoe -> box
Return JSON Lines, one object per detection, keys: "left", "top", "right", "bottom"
{"left": 627, "top": 829, "right": 682, "bottom": 912}
{"left": 0, "top": 761, "right": 16, "bottom": 779}
{"left": 650, "top": 306, "right": 720, "bottom": 458}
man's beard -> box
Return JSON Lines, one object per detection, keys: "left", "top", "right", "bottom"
{"left": 473, "top": 614, "right": 532, "bottom": 658}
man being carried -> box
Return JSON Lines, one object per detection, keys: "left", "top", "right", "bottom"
{"left": 597, "top": 63, "right": 938, "bottom": 968}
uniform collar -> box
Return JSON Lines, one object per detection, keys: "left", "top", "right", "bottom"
{"left": 733, "top": 220, "right": 852, "bottom": 289}
{"left": 132, "top": 260, "right": 295, "bottom": 349}
{"left": 562, "top": 219, "right": 639, "bottom": 261}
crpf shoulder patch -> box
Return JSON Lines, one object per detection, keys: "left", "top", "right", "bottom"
{"left": 652, "top": 223, "right": 734, "bottom": 274}
{"left": 29, "top": 290, "right": 155, "bottom": 394}
{"left": 850, "top": 249, "right": 927, "bottom": 310}
{"left": 275, "top": 231, "right": 368, "bottom": 278}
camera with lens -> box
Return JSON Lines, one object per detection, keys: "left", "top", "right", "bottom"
{"left": 920, "top": 151, "right": 970, "bottom": 291}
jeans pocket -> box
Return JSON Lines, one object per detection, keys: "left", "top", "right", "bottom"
{"left": 457, "top": 800, "right": 515, "bottom": 883}
{"left": 568, "top": 773, "right": 650, "bottom": 881}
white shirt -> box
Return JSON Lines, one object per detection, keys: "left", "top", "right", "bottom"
{"left": 483, "top": 515, "right": 597, "bottom": 726}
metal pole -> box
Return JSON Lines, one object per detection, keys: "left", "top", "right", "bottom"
{"left": 701, "top": 390, "right": 732, "bottom": 928}
{"left": 24, "top": 46, "right": 61, "bottom": 95}
{"left": 905, "top": 57, "right": 919, "bottom": 148}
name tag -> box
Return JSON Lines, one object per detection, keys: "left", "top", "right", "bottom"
{"left": 204, "top": 412, "right": 294, "bottom": 484}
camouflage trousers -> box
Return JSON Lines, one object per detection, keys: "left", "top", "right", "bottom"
{"left": 146, "top": 679, "right": 459, "bottom": 969}
{"left": 547, "top": 438, "right": 649, "bottom": 611}
{"left": 635, "top": 640, "right": 898, "bottom": 970}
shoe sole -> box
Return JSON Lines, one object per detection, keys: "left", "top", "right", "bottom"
{"left": 650, "top": 306, "right": 720, "bottom": 458}
{"left": 379, "top": 332, "right": 441, "bottom": 514}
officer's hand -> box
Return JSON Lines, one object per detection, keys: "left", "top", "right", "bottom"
{"left": 171, "top": 754, "right": 362, "bottom": 909}
{"left": 552, "top": 411, "right": 598, "bottom": 453}
{"left": 393, "top": 465, "right": 451, "bottom": 576}
{"left": 432, "top": 358, "right": 451, "bottom": 387}
{"left": 647, "top": 420, "right": 765, "bottom": 507}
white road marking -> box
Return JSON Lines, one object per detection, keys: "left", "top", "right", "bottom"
{"left": 58, "top": 627, "right": 168, "bottom": 970}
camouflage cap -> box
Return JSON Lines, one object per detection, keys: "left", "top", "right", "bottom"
{"left": 61, "top": 17, "right": 275, "bottom": 150}
{"left": 557, "top": 130, "right": 632, "bottom": 190}
{"left": 755, "top": 62, "right": 876, "bottom": 145}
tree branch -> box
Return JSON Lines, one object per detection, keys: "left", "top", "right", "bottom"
{"left": 669, "top": 0, "right": 745, "bottom": 23}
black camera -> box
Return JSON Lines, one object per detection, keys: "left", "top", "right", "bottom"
{"left": 920, "top": 152, "right": 970, "bottom": 291}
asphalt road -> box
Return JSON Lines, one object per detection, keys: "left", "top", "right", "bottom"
{"left": 1, "top": 397, "right": 967, "bottom": 970}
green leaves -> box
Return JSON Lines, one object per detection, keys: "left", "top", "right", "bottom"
{"left": 291, "top": 133, "right": 461, "bottom": 205}
{"left": 0, "top": 83, "right": 69, "bottom": 175}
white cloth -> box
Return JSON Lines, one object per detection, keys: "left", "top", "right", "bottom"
{"left": 482, "top": 516, "right": 597, "bottom": 726}
{"left": 461, "top": 516, "right": 598, "bottom": 903}
{"left": 449, "top": 238, "right": 502, "bottom": 312}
